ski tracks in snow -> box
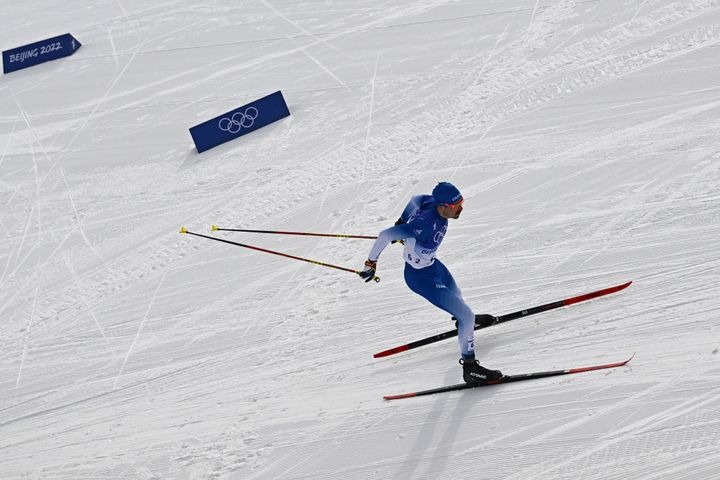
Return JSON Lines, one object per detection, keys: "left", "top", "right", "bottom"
{"left": 507, "top": 384, "right": 720, "bottom": 480}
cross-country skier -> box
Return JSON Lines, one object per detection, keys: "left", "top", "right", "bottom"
{"left": 360, "top": 182, "right": 503, "bottom": 384}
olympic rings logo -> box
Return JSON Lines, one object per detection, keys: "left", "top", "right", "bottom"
{"left": 218, "top": 107, "right": 259, "bottom": 133}
{"left": 433, "top": 225, "right": 447, "bottom": 244}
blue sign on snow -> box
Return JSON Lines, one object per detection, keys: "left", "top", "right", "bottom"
{"left": 189, "top": 91, "right": 291, "bottom": 153}
{"left": 2, "top": 33, "right": 82, "bottom": 74}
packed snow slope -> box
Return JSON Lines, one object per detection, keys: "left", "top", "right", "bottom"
{"left": 2, "top": 1, "right": 720, "bottom": 479}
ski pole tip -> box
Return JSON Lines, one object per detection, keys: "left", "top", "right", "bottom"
{"left": 373, "top": 276, "right": 380, "bottom": 283}
{"left": 179, "top": 227, "right": 188, "bottom": 234}
{"left": 211, "top": 225, "right": 219, "bottom": 231}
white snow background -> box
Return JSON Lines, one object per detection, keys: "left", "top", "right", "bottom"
{"left": 2, "top": 1, "right": 720, "bottom": 479}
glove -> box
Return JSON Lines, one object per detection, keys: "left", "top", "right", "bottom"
{"left": 391, "top": 217, "right": 405, "bottom": 245}
{"left": 359, "top": 259, "right": 377, "bottom": 282}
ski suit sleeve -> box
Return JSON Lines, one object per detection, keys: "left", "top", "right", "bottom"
{"left": 367, "top": 223, "right": 416, "bottom": 262}
{"left": 399, "top": 195, "right": 425, "bottom": 223}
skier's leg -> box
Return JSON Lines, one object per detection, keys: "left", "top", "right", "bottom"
{"left": 435, "top": 260, "right": 496, "bottom": 328}
{"left": 404, "top": 263, "right": 502, "bottom": 383}
{"left": 404, "top": 263, "right": 476, "bottom": 360}
{"left": 433, "top": 259, "right": 461, "bottom": 296}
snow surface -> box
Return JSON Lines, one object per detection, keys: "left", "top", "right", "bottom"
{"left": 2, "top": 1, "right": 720, "bottom": 479}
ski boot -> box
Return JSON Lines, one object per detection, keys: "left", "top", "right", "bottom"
{"left": 453, "top": 314, "right": 498, "bottom": 329}
{"left": 460, "top": 358, "right": 503, "bottom": 384}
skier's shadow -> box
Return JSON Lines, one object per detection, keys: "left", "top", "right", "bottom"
{"left": 392, "top": 371, "right": 498, "bottom": 480}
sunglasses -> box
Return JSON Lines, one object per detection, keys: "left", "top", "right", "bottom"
{"left": 445, "top": 198, "right": 464, "bottom": 209}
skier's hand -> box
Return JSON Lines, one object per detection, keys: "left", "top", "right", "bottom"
{"left": 391, "top": 217, "right": 405, "bottom": 245}
{"left": 359, "top": 259, "right": 377, "bottom": 283}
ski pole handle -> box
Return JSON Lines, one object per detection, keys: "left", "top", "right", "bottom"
{"left": 356, "top": 270, "right": 381, "bottom": 283}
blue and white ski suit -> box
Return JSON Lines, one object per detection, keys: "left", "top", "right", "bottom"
{"left": 368, "top": 195, "right": 476, "bottom": 360}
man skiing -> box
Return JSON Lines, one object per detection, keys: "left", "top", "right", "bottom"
{"left": 360, "top": 182, "right": 503, "bottom": 384}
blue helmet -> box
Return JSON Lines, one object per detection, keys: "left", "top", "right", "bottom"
{"left": 432, "top": 182, "right": 463, "bottom": 205}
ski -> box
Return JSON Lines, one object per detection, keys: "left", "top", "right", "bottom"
{"left": 373, "top": 280, "right": 632, "bottom": 358}
{"left": 384, "top": 355, "right": 634, "bottom": 400}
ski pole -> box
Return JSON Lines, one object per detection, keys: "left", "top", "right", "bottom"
{"left": 211, "top": 225, "right": 377, "bottom": 240}
{"left": 180, "top": 228, "right": 380, "bottom": 282}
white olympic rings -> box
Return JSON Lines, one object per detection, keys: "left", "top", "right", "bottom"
{"left": 218, "top": 107, "right": 259, "bottom": 133}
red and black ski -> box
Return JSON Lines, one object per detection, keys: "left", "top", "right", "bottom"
{"left": 373, "top": 280, "right": 632, "bottom": 358}
{"left": 384, "top": 355, "right": 634, "bottom": 400}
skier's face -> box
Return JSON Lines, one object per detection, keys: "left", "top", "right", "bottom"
{"left": 447, "top": 202, "right": 463, "bottom": 219}
{"left": 439, "top": 199, "right": 464, "bottom": 219}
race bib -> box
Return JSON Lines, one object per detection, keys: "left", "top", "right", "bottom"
{"left": 403, "top": 239, "right": 436, "bottom": 269}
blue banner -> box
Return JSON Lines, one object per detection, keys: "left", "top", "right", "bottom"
{"left": 189, "top": 91, "right": 291, "bottom": 153}
{"left": 2, "top": 33, "right": 82, "bottom": 74}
